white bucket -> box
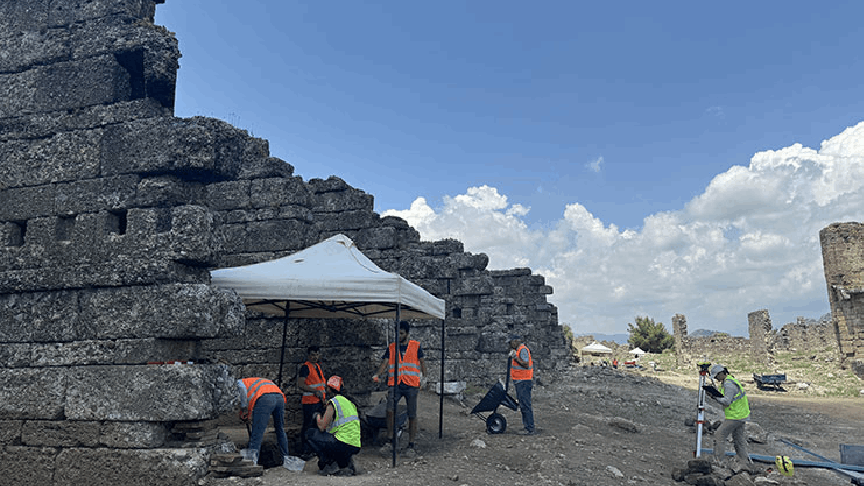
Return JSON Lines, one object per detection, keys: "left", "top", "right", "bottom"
{"left": 282, "top": 455, "right": 306, "bottom": 472}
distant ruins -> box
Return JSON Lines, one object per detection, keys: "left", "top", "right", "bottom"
{"left": 0, "top": 1, "right": 568, "bottom": 484}
{"left": 671, "top": 221, "right": 864, "bottom": 379}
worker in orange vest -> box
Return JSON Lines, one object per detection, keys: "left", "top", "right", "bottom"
{"left": 372, "top": 320, "right": 427, "bottom": 457}
{"left": 237, "top": 377, "right": 291, "bottom": 466}
{"left": 509, "top": 335, "right": 536, "bottom": 435}
{"left": 297, "top": 346, "right": 326, "bottom": 458}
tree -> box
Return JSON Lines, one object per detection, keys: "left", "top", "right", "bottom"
{"left": 627, "top": 316, "right": 674, "bottom": 354}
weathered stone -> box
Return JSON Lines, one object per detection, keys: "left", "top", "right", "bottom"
{"left": 100, "top": 421, "right": 167, "bottom": 448}
{"left": 0, "top": 368, "right": 66, "bottom": 420}
{"left": 31, "top": 338, "right": 199, "bottom": 366}
{"left": 54, "top": 447, "right": 208, "bottom": 486}
{"left": 22, "top": 420, "right": 100, "bottom": 447}
{"left": 65, "top": 363, "right": 233, "bottom": 421}
{"left": 0, "top": 420, "right": 23, "bottom": 445}
{"left": 0, "top": 446, "right": 58, "bottom": 486}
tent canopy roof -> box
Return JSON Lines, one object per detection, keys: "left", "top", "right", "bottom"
{"left": 210, "top": 234, "right": 445, "bottom": 320}
{"left": 629, "top": 347, "right": 646, "bottom": 355}
{"left": 581, "top": 341, "right": 613, "bottom": 353}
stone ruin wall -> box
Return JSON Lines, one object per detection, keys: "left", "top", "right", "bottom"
{"left": 0, "top": 1, "right": 569, "bottom": 484}
{"left": 670, "top": 311, "right": 838, "bottom": 372}
{"left": 820, "top": 222, "right": 864, "bottom": 377}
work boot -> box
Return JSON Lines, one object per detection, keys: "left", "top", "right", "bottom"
{"left": 317, "top": 461, "right": 339, "bottom": 476}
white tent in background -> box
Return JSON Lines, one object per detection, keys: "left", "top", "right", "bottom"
{"left": 580, "top": 341, "right": 613, "bottom": 362}
{"left": 629, "top": 347, "right": 646, "bottom": 357}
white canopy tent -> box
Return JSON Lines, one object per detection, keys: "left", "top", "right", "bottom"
{"left": 211, "top": 234, "right": 446, "bottom": 465}
{"left": 629, "top": 347, "right": 646, "bottom": 357}
{"left": 580, "top": 341, "right": 613, "bottom": 362}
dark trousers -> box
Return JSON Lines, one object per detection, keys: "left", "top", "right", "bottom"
{"left": 300, "top": 403, "right": 322, "bottom": 453}
{"left": 304, "top": 428, "right": 360, "bottom": 469}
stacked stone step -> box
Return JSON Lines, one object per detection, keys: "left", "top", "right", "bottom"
{"left": 209, "top": 453, "right": 263, "bottom": 478}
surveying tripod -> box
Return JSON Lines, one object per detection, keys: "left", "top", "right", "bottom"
{"left": 695, "top": 362, "right": 711, "bottom": 457}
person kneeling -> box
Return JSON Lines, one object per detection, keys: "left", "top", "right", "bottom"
{"left": 305, "top": 376, "right": 361, "bottom": 476}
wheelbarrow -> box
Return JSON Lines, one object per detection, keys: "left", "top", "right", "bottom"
{"left": 470, "top": 381, "right": 518, "bottom": 434}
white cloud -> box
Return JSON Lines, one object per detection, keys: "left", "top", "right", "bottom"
{"left": 586, "top": 156, "right": 604, "bottom": 173}
{"left": 384, "top": 122, "right": 864, "bottom": 335}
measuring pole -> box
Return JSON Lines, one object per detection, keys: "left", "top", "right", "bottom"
{"left": 695, "top": 362, "right": 711, "bottom": 457}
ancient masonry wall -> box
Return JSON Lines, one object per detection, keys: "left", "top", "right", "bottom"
{"left": 820, "top": 222, "right": 864, "bottom": 377}
{"left": 671, "top": 311, "right": 837, "bottom": 372}
{"left": 0, "top": 1, "right": 569, "bottom": 483}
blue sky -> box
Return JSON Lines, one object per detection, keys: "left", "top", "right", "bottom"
{"left": 156, "top": 1, "right": 864, "bottom": 336}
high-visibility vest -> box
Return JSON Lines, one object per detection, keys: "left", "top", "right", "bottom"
{"left": 719, "top": 376, "right": 750, "bottom": 420}
{"left": 327, "top": 395, "right": 361, "bottom": 448}
{"left": 509, "top": 344, "right": 534, "bottom": 381}
{"left": 241, "top": 377, "right": 285, "bottom": 411}
{"left": 301, "top": 362, "right": 326, "bottom": 405}
{"left": 387, "top": 340, "right": 422, "bottom": 387}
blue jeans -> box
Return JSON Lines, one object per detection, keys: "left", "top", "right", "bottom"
{"left": 514, "top": 380, "right": 534, "bottom": 432}
{"left": 248, "top": 393, "right": 290, "bottom": 457}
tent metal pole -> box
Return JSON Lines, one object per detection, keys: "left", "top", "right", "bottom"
{"left": 392, "top": 304, "right": 401, "bottom": 468}
{"left": 439, "top": 317, "right": 444, "bottom": 439}
{"left": 277, "top": 306, "right": 290, "bottom": 388}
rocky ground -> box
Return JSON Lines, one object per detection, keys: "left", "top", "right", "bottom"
{"left": 206, "top": 365, "right": 864, "bottom": 486}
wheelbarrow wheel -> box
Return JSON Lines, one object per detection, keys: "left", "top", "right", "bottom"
{"left": 486, "top": 413, "right": 507, "bottom": 434}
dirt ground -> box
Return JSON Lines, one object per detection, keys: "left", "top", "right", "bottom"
{"left": 207, "top": 365, "right": 864, "bottom": 486}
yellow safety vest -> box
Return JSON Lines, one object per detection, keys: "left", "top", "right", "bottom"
{"left": 720, "top": 376, "right": 750, "bottom": 420}
{"left": 327, "top": 395, "right": 361, "bottom": 448}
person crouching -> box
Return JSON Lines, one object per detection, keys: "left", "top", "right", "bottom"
{"left": 305, "top": 375, "right": 361, "bottom": 476}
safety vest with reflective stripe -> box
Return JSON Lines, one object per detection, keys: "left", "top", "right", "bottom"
{"left": 241, "top": 377, "right": 285, "bottom": 412}
{"left": 387, "top": 340, "right": 422, "bottom": 387}
{"left": 301, "top": 362, "right": 326, "bottom": 405}
{"left": 719, "top": 376, "right": 750, "bottom": 420}
{"left": 327, "top": 395, "right": 361, "bottom": 448}
{"left": 509, "top": 344, "right": 534, "bottom": 381}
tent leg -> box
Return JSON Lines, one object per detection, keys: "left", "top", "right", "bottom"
{"left": 439, "top": 317, "right": 444, "bottom": 439}
{"left": 277, "top": 308, "right": 289, "bottom": 387}
{"left": 391, "top": 305, "right": 401, "bottom": 468}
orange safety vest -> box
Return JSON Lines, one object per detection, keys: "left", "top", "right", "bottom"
{"left": 241, "top": 377, "right": 285, "bottom": 411}
{"left": 301, "top": 362, "right": 326, "bottom": 405}
{"left": 387, "top": 340, "right": 422, "bottom": 387}
{"left": 509, "top": 344, "right": 534, "bottom": 381}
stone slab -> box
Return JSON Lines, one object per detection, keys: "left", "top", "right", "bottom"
{"left": 0, "top": 368, "right": 66, "bottom": 420}
{"left": 54, "top": 447, "right": 207, "bottom": 486}
{"left": 64, "top": 363, "right": 234, "bottom": 421}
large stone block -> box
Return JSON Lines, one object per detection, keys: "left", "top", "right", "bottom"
{"left": 21, "top": 420, "right": 100, "bottom": 447}
{"left": 31, "top": 338, "right": 199, "bottom": 366}
{"left": 65, "top": 363, "right": 233, "bottom": 421}
{"left": 244, "top": 219, "right": 310, "bottom": 253}
{"left": 54, "top": 447, "right": 207, "bottom": 486}
{"left": 0, "top": 1, "right": 50, "bottom": 37}
{"left": 0, "top": 420, "right": 22, "bottom": 445}
{"left": 0, "top": 290, "right": 80, "bottom": 343}
{"left": 0, "top": 100, "right": 166, "bottom": 141}
{"left": 100, "top": 421, "right": 166, "bottom": 448}
{"left": 48, "top": 0, "right": 159, "bottom": 28}
{"left": 205, "top": 180, "right": 251, "bottom": 210}
{"left": 0, "top": 185, "right": 56, "bottom": 220}
{"left": 100, "top": 117, "right": 246, "bottom": 180}
{"left": 78, "top": 284, "right": 243, "bottom": 340}
{"left": 0, "top": 368, "right": 66, "bottom": 420}
{"left": 249, "top": 177, "right": 310, "bottom": 208}
{"left": 0, "top": 55, "right": 137, "bottom": 118}
{"left": 0, "top": 446, "right": 58, "bottom": 486}
{"left": 55, "top": 175, "right": 140, "bottom": 214}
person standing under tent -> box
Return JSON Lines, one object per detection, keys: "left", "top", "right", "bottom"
{"left": 296, "top": 346, "right": 326, "bottom": 459}
{"left": 372, "top": 320, "right": 428, "bottom": 457}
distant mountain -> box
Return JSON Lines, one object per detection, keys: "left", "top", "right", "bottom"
{"left": 589, "top": 333, "right": 629, "bottom": 345}
{"left": 690, "top": 329, "right": 717, "bottom": 338}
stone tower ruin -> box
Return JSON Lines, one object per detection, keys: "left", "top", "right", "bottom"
{"left": 0, "top": 1, "right": 569, "bottom": 483}
{"left": 819, "top": 222, "right": 864, "bottom": 377}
